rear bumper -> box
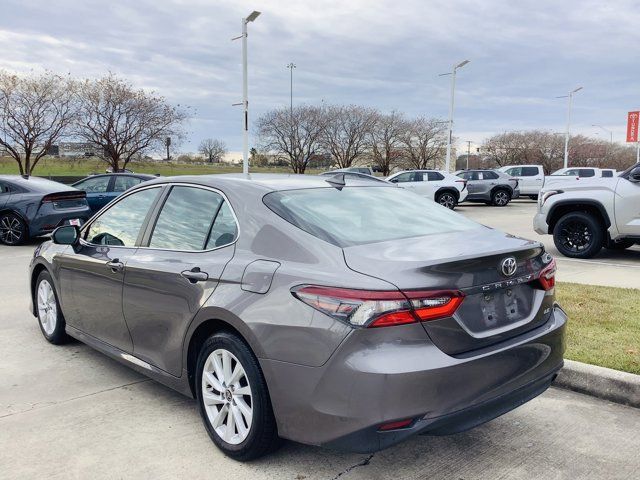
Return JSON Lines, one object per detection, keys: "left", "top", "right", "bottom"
{"left": 260, "top": 306, "right": 567, "bottom": 451}
{"left": 29, "top": 207, "right": 91, "bottom": 236}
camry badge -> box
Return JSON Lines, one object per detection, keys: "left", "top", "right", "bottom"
{"left": 500, "top": 257, "right": 517, "bottom": 277}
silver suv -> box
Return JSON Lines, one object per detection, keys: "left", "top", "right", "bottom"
{"left": 455, "top": 169, "right": 520, "bottom": 206}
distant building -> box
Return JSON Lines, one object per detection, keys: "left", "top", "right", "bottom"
{"left": 58, "top": 142, "right": 105, "bottom": 157}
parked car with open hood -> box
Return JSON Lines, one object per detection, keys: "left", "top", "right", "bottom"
{"left": 30, "top": 173, "right": 565, "bottom": 460}
{"left": 0, "top": 175, "right": 90, "bottom": 245}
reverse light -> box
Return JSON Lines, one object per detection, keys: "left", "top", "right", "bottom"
{"left": 537, "top": 259, "right": 557, "bottom": 291}
{"left": 292, "top": 286, "right": 464, "bottom": 328}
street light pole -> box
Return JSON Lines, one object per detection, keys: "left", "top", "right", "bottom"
{"left": 592, "top": 124, "right": 613, "bottom": 144}
{"left": 286, "top": 63, "right": 296, "bottom": 117}
{"left": 233, "top": 11, "right": 261, "bottom": 177}
{"left": 558, "top": 86, "right": 582, "bottom": 169}
{"left": 466, "top": 140, "right": 471, "bottom": 170}
{"left": 440, "top": 60, "right": 469, "bottom": 173}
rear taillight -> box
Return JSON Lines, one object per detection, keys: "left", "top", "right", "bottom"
{"left": 42, "top": 192, "right": 87, "bottom": 203}
{"left": 537, "top": 259, "right": 557, "bottom": 291}
{"left": 292, "top": 286, "right": 464, "bottom": 328}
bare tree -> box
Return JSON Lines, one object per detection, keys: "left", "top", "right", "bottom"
{"left": 368, "top": 111, "right": 406, "bottom": 176}
{"left": 199, "top": 138, "right": 227, "bottom": 163}
{"left": 0, "top": 70, "right": 76, "bottom": 175}
{"left": 320, "top": 105, "right": 378, "bottom": 168}
{"left": 401, "top": 117, "right": 448, "bottom": 170}
{"left": 75, "top": 74, "right": 188, "bottom": 172}
{"left": 255, "top": 105, "right": 326, "bottom": 174}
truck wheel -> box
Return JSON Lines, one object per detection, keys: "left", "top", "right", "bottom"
{"left": 491, "top": 190, "right": 511, "bottom": 206}
{"left": 604, "top": 238, "right": 635, "bottom": 250}
{"left": 553, "top": 212, "right": 604, "bottom": 258}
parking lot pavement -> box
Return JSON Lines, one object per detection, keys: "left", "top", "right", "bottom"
{"left": 457, "top": 199, "right": 640, "bottom": 289}
{"left": 1, "top": 243, "right": 640, "bottom": 479}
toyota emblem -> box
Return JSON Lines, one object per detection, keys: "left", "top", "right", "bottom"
{"left": 500, "top": 257, "right": 517, "bottom": 277}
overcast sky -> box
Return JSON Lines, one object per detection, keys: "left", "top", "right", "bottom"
{"left": 1, "top": 0, "right": 638, "bottom": 154}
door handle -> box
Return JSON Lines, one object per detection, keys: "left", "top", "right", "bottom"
{"left": 106, "top": 259, "right": 124, "bottom": 272}
{"left": 181, "top": 267, "right": 209, "bottom": 283}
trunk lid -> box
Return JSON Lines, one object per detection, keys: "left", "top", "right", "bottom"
{"left": 343, "top": 228, "right": 553, "bottom": 354}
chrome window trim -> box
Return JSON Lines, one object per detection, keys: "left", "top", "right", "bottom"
{"left": 80, "top": 182, "right": 240, "bottom": 253}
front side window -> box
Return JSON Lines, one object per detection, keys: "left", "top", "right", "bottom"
{"left": 75, "top": 176, "right": 110, "bottom": 193}
{"left": 85, "top": 187, "right": 160, "bottom": 246}
{"left": 505, "top": 167, "right": 521, "bottom": 176}
{"left": 264, "top": 186, "right": 478, "bottom": 247}
{"left": 0, "top": 182, "right": 10, "bottom": 194}
{"left": 390, "top": 172, "right": 412, "bottom": 183}
{"left": 579, "top": 169, "right": 595, "bottom": 178}
{"left": 602, "top": 170, "right": 613, "bottom": 178}
{"left": 148, "top": 186, "right": 236, "bottom": 251}
{"left": 113, "top": 176, "right": 144, "bottom": 192}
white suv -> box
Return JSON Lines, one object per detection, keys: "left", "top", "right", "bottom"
{"left": 498, "top": 165, "right": 544, "bottom": 199}
{"left": 534, "top": 163, "right": 640, "bottom": 258}
{"left": 386, "top": 170, "right": 468, "bottom": 209}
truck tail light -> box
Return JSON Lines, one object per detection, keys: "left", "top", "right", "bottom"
{"left": 292, "top": 286, "right": 464, "bottom": 328}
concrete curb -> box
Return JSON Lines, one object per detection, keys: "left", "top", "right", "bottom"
{"left": 554, "top": 359, "right": 640, "bottom": 408}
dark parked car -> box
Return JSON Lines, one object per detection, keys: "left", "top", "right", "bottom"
{"left": 0, "top": 175, "right": 91, "bottom": 246}
{"left": 30, "top": 174, "right": 565, "bottom": 460}
{"left": 455, "top": 169, "right": 520, "bottom": 206}
{"left": 72, "top": 173, "right": 157, "bottom": 213}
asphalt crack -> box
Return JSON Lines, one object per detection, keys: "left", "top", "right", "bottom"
{"left": 0, "top": 379, "right": 150, "bottom": 419}
{"left": 330, "top": 453, "right": 375, "bottom": 480}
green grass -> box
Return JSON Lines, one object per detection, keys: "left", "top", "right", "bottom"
{"left": 557, "top": 282, "right": 640, "bottom": 374}
{"left": 0, "top": 156, "right": 322, "bottom": 177}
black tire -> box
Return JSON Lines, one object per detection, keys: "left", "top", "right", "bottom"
{"left": 553, "top": 212, "right": 604, "bottom": 259}
{"left": 196, "top": 332, "right": 279, "bottom": 461}
{"left": 0, "top": 212, "right": 28, "bottom": 245}
{"left": 436, "top": 191, "right": 457, "bottom": 210}
{"left": 35, "top": 270, "right": 70, "bottom": 344}
{"left": 491, "top": 189, "right": 511, "bottom": 206}
{"left": 604, "top": 238, "right": 635, "bottom": 250}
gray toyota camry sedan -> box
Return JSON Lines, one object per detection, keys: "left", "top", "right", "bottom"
{"left": 29, "top": 174, "right": 566, "bottom": 460}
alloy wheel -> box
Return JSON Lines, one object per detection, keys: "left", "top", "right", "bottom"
{"left": 201, "top": 349, "right": 253, "bottom": 445}
{"left": 559, "top": 220, "right": 593, "bottom": 253}
{"left": 0, "top": 215, "right": 24, "bottom": 245}
{"left": 438, "top": 193, "right": 456, "bottom": 209}
{"left": 494, "top": 191, "right": 509, "bottom": 206}
{"left": 37, "top": 280, "right": 57, "bottom": 335}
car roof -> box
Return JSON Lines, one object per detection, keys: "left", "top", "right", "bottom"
{"left": 0, "top": 175, "right": 76, "bottom": 192}
{"left": 138, "top": 173, "right": 391, "bottom": 193}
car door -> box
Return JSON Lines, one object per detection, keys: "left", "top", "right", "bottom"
{"left": 614, "top": 175, "right": 640, "bottom": 236}
{"left": 74, "top": 176, "right": 112, "bottom": 213}
{"left": 122, "top": 185, "right": 237, "bottom": 376}
{"left": 459, "top": 171, "right": 481, "bottom": 196}
{"left": 54, "top": 186, "right": 163, "bottom": 351}
{"left": 521, "top": 166, "right": 544, "bottom": 194}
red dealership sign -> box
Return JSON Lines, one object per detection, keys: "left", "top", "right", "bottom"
{"left": 627, "top": 111, "right": 639, "bottom": 142}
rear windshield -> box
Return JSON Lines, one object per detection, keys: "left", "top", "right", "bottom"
{"left": 263, "top": 186, "right": 479, "bottom": 247}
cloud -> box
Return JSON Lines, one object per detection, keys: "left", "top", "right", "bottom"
{"left": 1, "top": 0, "right": 639, "bottom": 151}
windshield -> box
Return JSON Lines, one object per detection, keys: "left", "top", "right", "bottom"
{"left": 263, "top": 186, "right": 480, "bottom": 247}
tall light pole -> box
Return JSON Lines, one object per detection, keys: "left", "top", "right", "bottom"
{"left": 592, "top": 124, "right": 613, "bottom": 144}
{"left": 440, "top": 59, "right": 469, "bottom": 173}
{"left": 233, "top": 10, "right": 261, "bottom": 176}
{"left": 557, "top": 86, "right": 582, "bottom": 169}
{"left": 286, "top": 63, "right": 296, "bottom": 117}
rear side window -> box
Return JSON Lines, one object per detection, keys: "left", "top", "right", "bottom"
{"left": 427, "top": 171, "right": 444, "bottom": 181}
{"left": 601, "top": 170, "right": 613, "bottom": 178}
{"left": 148, "top": 186, "right": 236, "bottom": 251}
{"left": 521, "top": 167, "right": 539, "bottom": 176}
{"left": 85, "top": 187, "right": 160, "bottom": 246}
{"left": 113, "top": 176, "right": 144, "bottom": 192}
{"left": 481, "top": 171, "right": 499, "bottom": 180}
{"left": 264, "top": 187, "right": 478, "bottom": 247}
{"left": 75, "top": 176, "right": 110, "bottom": 193}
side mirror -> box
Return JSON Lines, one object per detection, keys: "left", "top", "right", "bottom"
{"left": 629, "top": 168, "right": 640, "bottom": 183}
{"left": 52, "top": 225, "right": 79, "bottom": 245}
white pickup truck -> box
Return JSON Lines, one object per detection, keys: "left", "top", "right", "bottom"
{"left": 533, "top": 163, "right": 640, "bottom": 258}
{"left": 498, "top": 165, "right": 544, "bottom": 199}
